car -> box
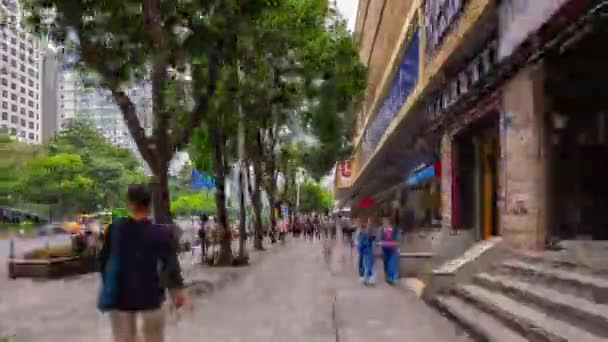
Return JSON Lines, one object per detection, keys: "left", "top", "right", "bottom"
{"left": 38, "top": 223, "right": 67, "bottom": 236}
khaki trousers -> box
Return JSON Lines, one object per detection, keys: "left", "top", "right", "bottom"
{"left": 110, "top": 309, "right": 165, "bottom": 342}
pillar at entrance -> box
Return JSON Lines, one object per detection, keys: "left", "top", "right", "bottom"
{"left": 501, "top": 63, "right": 548, "bottom": 250}
{"left": 440, "top": 133, "right": 452, "bottom": 229}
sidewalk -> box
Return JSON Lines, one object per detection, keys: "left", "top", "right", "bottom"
{"left": 330, "top": 236, "right": 471, "bottom": 342}
{"left": 0, "top": 239, "right": 280, "bottom": 341}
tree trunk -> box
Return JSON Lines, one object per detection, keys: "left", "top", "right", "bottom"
{"left": 269, "top": 191, "right": 277, "bottom": 233}
{"left": 238, "top": 165, "right": 247, "bottom": 259}
{"left": 210, "top": 125, "right": 233, "bottom": 266}
{"left": 249, "top": 160, "right": 265, "bottom": 250}
{"left": 151, "top": 165, "right": 172, "bottom": 224}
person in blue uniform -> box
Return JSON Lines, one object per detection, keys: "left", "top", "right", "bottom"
{"left": 379, "top": 217, "right": 400, "bottom": 285}
{"left": 356, "top": 217, "right": 376, "bottom": 285}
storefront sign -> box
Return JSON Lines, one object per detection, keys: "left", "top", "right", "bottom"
{"left": 498, "top": 0, "right": 570, "bottom": 60}
{"left": 425, "top": 0, "right": 465, "bottom": 61}
{"left": 367, "top": 30, "right": 420, "bottom": 147}
{"left": 426, "top": 41, "right": 497, "bottom": 122}
{"left": 338, "top": 160, "right": 352, "bottom": 178}
{"left": 406, "top": 163, "right": 438, "bottom": 187}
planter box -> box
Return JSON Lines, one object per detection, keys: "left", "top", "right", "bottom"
{"left": 8, "top": 255, "right": 97, "bottom": 279}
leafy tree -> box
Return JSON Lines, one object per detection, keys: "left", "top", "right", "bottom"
{"left": 18, "top": 154, "right": 97, "bottom": 215}
{"left": 188, "top": 0, "right": 364, "bottom": 253}
{"left": 0, "top": 131, "right": 42, "bottom": 206}
{"left": 47, "top": 120, "right": 148, "bottom": 208}
{"left": 22, "top": 0, "right": 275, "bottom": 226}
{"left": 170, "top": 191, "right": 216, "bottom": 217}
{"left": 298, "top": 182, "right": 332, "bottom": 214}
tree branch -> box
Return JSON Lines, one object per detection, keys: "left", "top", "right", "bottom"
{"left": 172, "top": 51, "right": 220, "bottom": 150}
{"left": 79, "top": 39, "right": 156, "bottom": 167}
{"left": 144, "top": 0, "right": 172, "bottom": 159}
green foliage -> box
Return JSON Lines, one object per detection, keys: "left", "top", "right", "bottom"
{"left": 0, "top": 131, "right": 42, "bottom": 205}
{"left": 17, "top": 153, "right": 97, "bottom": 213}
{"left": 9, "top": 120, "right": 147, "bottom": 215}
{"left": 170, "top": 191, "right": 216, "bottom": 216}
{"left": 298, "top": 182, "right": 332, "bottom": 214}
{"left": 46, "top": 120, "right": 148, "bottom": 209}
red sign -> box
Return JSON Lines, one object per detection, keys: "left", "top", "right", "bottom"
{"left": 434, "top": 161, "right": 442, "bottom": 177}
{"left": 339, "top": 160, "right": 352, "bottom": 178}
{"left": 357, "top": 198, "right": 374, "bottom": 208}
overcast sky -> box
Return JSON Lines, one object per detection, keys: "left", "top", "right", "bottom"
{"left": 336, "top": 0, "right": 360, "bottom": 31}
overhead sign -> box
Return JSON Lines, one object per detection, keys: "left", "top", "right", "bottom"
{"left": 367, "top": 29, "right": 420, "bottom": 147}
{"left": 191, "top": 169, "right": 216, "bottom": 189}
{"left": 498, "top": 0, "right": 570, "bottom": 60}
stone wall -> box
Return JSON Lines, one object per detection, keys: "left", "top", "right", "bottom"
{"left": 500, "top": 63, "right": 548, "bottom": 250}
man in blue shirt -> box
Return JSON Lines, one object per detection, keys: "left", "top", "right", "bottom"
{"left": 98, "top": 184, "right": 185, "bottom": 342}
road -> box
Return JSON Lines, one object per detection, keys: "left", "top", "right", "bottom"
{"left": 0, "top": 235, "right": 471, "bottom": 341}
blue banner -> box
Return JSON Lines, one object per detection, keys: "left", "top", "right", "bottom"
{"left": 406, "top": 164, "right": 435, "bottom": 187}
{"left": 368, "top": 29, "right": 420, "bottom": 147}
{"left": 192, "top": 169, "right": 216, "bottom": 190}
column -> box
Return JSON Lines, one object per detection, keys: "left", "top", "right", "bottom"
{"left": 501, "top": 63, "right": 548, "bottom": 250}
{"left": 440, "top": 133, "right": 452, "bottom": 229}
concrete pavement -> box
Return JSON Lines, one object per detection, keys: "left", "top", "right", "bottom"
{"left": 1, "top": 235, "right": 471, "bottom": 342}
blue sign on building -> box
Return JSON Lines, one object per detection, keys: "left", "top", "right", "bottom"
{"left": 406, "top": 163, "right": 435, "bottom": 187}
{"left": 367, "top": 29, "right": 420, "bottom": 147}
{"left": 192, "top": 169, "right": 216, "bottom": 190}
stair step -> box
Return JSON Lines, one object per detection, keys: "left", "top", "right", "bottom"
{"left": 474, "top": 273, "right": 608, "bottom": 338}
{"left": 499, "top": 260, "right": 608, "bottom": 302}
{"left": 455, "top": 284, "right": 604, "bottom": 342}
{"left": 517, "top": 251, "right": 608, "bottom": 276}
{"left": 433, "top": 295, "right": 528, "bottom": 342}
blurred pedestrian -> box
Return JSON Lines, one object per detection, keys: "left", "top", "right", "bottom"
{"left": 356, "top": 218, "right": 376, "bottom": 285}
{"left": 379, "top": 217, "right": 400, "bottom": 285}
{"left": 198, "top": 214, "right": 209, "bottom": 260}
{"left": 97, "top": 184, "right": 186, "bottom": 342}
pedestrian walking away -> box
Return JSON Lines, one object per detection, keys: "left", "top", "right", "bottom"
{"left": 356, "top": 218, "right": 376, "bottom": 285}
{"left": 97, "top": 184, "right": 186, "bottom": 342}
{"left": 198, "top": 214, "right": 209, "bottom": 261}
{"left": 379, "top": 217, "right": 400, "bottom": 285}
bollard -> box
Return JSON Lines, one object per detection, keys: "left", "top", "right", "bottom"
{"left": 9, "top": 239, "right": 14, "bottom": 259}
{"left": 8, "top": 239, "right": 15, "bottom": 279}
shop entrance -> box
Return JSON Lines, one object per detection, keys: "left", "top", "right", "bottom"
{"left": 453, "top": 115, "right": 499, "bottom": 240}
{"left": 546, "top": 24, "right": 608, "bottom": 240}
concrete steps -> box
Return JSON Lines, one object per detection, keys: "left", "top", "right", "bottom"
{"left": 497, "top": 260, "right": 608, "bottom": 302}
{"left": 432, "top": 294, "right": 528, "bottom": 342}
{"left": 429, "top": 255, "right": 608, "bottom": 341}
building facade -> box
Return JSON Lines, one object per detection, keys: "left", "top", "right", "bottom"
{"left": 40, "top": 48, "right": 59, "bottom": 142}
{"left": 337, "top": 0, "right": 605, "bottom": 252}
{"left": 0, "top": 1, "right": 45, "bottom": 144}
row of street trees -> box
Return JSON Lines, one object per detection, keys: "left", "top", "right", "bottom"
{"left": 21, "top": 0, "right": 365, "bottom": 264}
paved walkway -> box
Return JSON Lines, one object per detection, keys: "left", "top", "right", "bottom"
{"left": 1, "top": 236, "right": 470, "bottom": 342}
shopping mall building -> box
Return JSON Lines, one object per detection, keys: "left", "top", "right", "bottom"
{"left": 335, "top": 0, "right": 607, "bottom": 252}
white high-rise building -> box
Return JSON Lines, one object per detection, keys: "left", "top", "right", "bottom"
{"left": 0, "top": 1, "right": 45, "bottom": 143}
